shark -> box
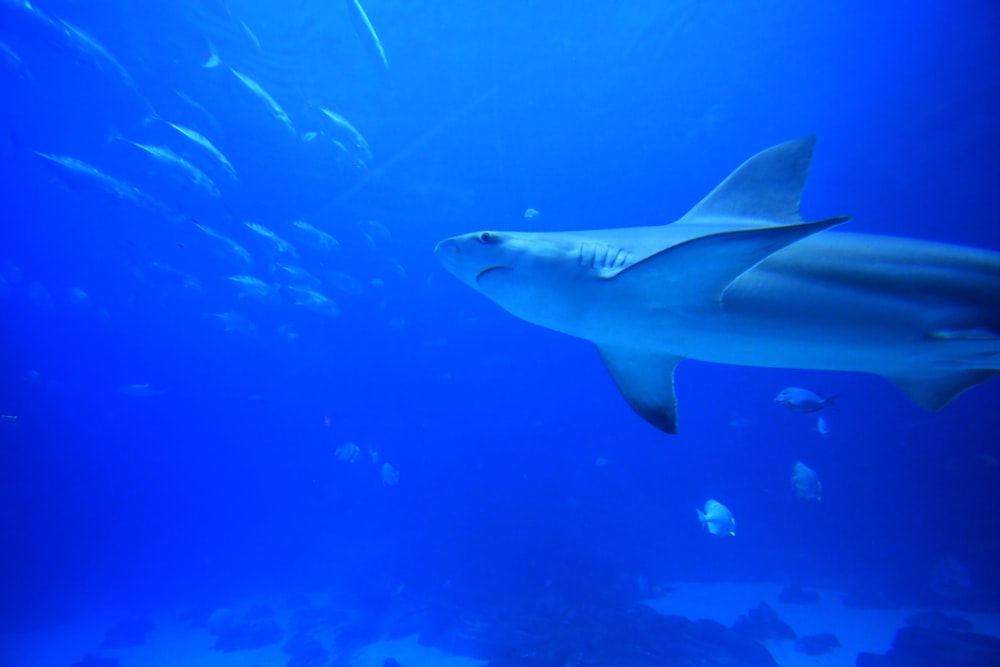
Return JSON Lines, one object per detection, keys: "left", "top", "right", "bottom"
{"left": 434, "top": 137, "right": 1000, "bottom": 434}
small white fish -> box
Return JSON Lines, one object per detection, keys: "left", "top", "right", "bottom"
{"left": 287, "top": 285, "right": 338, "bottom": 316}
{"left": 56, "top": 18, "right": 140, "bottom": 93}
{"left": 319, "top": 108, "right": 371, "bottom": 159}
{"left": 345, "top": 0, "right": 389, "bottom": 73}
{"left": 335, "top": 442, "right": 360, "bottom": 463}
{"left": 227, "top": 275, "right": 275, "bottom": 299}
{"left": 381, "top": 462, "right": 399, "bottom": 486}
{"left": 239, "top": 20, "right": 262, "bottom": 51}
{"left": 201, "top": 40, "right": 221, "bottom": 68}
{"left": 164, "top": 121, "right": 237, "bottom": 182}
{"left": 292, "top": 220, "right": 339, "bottom": 253}
{"left": 274, "top": 263, "right": 319, "bottom": 285}
{"left": 816, "top": 416, "right": 830, "bottom": 436}
{"left": 122, "top": 139, "right": 220, "bottom": 197}
{"left": 791, "top": 461, "right": 822, "bottom": 500}
{"left": 0, "top": 39, "right": 28, "bottom": 78}
{"left": 33, "top": 152, "right": 173, "bottom": 217}
{"left": 367, "top": 444, "right": 379, "bottom": 465}
{"left": 697, "top": 499, "right": 735, "bottom": 537}
{"left": 358, "top": 219, "right": 391, "bottom": 249}
{"left": 174, "top": 91, "right": 221, "bottom": 131}
{"left": 300, "top": 131, "right": 319, "bottom": 143}
{"left": 67, "top": 287, "right": 91, "bottom": 308}
{"left": 244, "top": 222, "right": 298, "bottom": 256}
{"left": 211, "top": 311, "right": 256, "bottom": 334}
{"left": 774, "top": 387, "right": 838, "bottom": 413}
{"left": 230, "top": 67, "right": 295, "bottom": 134}
{"left": 524, "top": 207, "right": 540, "bottom": 220}
{"left": 148, "top": 262, "right": 201, "bottom": 290}
{"left": 193, "top": 222, "right": 252, "bottom": 264}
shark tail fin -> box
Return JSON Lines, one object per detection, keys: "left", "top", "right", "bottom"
{"left": 680, "top": 136, "right": 817, "bottom": 225}
{"left": 887, "top": 369, "right": 999, "bottom": 410}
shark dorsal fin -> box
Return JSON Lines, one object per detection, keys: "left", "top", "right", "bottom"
{"left": 612, "top": 216, "right": 848, "bottom": 305}
{"left": 680, "top": 136, "right": 817, "bottom": 225}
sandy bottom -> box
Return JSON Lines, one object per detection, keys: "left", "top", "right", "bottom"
{"left": 2, "top": 582, "right": 999, "bottom": 667}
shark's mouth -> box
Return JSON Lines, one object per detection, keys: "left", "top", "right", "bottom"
{"left": 475, "top": 266, "right": 511, "bottom": 283}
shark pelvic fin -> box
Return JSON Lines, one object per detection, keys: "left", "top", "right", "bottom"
{"left": 597, "top": 347, "right": 683, "bottom": 434}
{"left": 611, "top": 216, "right": 848, "bottom": 305}
{"left": 887, "top": 368, "right": 999, "bottom": 410}
{"left": 680, "top": 136, "right": 817, "bottom": 225}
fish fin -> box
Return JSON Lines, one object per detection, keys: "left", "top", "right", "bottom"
{"left": 680, "top": 137, "right": 818, "bottom": 224}
{"left": 202, "top": 40, "right": 221, "bottom": 69}
{"left": 609, "top": 217, "right": 847, "bottom": 306}
{"left": 930, "top": 328, "right": 1000, "bottom": 341}
{"left": 697, "top": 508, "right": 707, "bottom": 524}
{"left": 823, "top": 394, "right": 840, "bottom": 410}
{"left": 597, "top": 347, "right": 683, "bottom": 434}
{"left": 886, "top": 369, "right": 999, "bottom": 410}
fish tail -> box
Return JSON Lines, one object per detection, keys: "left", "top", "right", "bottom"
{"left": 824, "top": 394, "right": 840, "bottom": 410}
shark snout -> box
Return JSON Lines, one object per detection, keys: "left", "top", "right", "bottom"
{"left": 434, "top": 238, "right": 461, "bottom": 256}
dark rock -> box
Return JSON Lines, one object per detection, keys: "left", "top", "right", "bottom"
{"left": 904, "top": 610, "right": 974, "bottom": 631}
{"left": 842, "top": 590, "right": 899, "bottom": 611}
{"left": 100, "top": 615, "right": 154, "bottom": 649}
{"left": 795, "top": 632, "right": 840, "bottom": 655}
{"left": 778, "top": 584, "right": 820, "bottom": 605}
{"left": 69, "top": 655, "right": 120, "bottom": 667}
{"left": 856, "top": 626, "right": 1000, "bottom": 667}
{"left": 282, "top": 632, "right": 330, "bottom": 667}
{"left": 212, "top": 617, "right": 283, "bottom": 652}
{"left": 454, "top": 601, "right": 778, "bottom": 666}
{"left": 245, "top": 603, "right": 276, "bottom": 620}
{"left": 289, "top": 606, "right": 331, "bottom": 634}
{"left": 731, "top": 603, "right": 796, "bottom": 641}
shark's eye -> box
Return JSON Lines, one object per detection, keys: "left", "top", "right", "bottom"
{"left": 479, "top": 231, "right": 499, "bottom": 244}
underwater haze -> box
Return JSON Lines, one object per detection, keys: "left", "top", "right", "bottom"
{"left": 1, "top": 1, "right": 999, "bottom": 666}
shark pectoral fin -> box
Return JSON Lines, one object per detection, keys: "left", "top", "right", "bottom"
{"left": 887, "top": 369, "right": 999, "bottom": 410}
{"left": 612, "top": 217, "right": 848, "bottom": 305}
{"left": 597, "top": 346, "right": 683, "bottom": 434}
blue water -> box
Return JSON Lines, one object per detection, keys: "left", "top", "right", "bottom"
{"left": 1, "top": 0, "right": 998, "bottom": 663}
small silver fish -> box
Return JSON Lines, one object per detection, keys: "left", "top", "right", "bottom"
{"left": 335, "top": 442, "right": 360, "bottom": 463}
{"left": 816, "top": 415, "right": 831, "bottom": 436}
{"left": 791, "top": 461, "right": 822, "bottom": 500}
{"left": 774, "top": 387, "right": 838, "bottom": 413}
{"left": 211, "top": 311, "right": 256, "bottom": 334}
{"left": 230, "top": 67, "right": 295, "bottom": 134}
{"left": 292, "top": 220, "right": 339, "bottom": 253}
{"left": 118, "top": 136, "right": 219, "bottom": 197}
{"left": 287, "top": 285, "right": 338, "bottom": 316}
{"left": 697, "top": 499, "right": 735, "bottom": 536}
{"left": 345, "top": 0, "right": 389, "bottom": 73}
{"left": 319, "top": 108, "right": 371, "bottom": 159}
{"left": 244, "top": 222, "right": 298, "bottom": 256}
{"left": 34, "top": 151, "right": 174, "bottom": 218}
{"left": 164, "top": 121, "right": 237, "bottom": 182}
{"left": 193, "top": 222, "right": 252, "bottom": 264}
{"left": 227, "top": 275, "right": 275, "bottom": 299}
{"left": 381, "top": 462, "right": 400, "bottom": 486}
